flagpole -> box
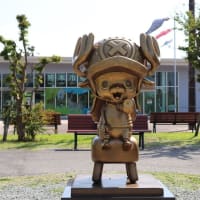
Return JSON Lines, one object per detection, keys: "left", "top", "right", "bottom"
{"left": 173, "top": 17, "right": 177, "bottom": 112}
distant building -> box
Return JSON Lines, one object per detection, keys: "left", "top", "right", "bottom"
{"left": 0, "top": 57, "right": 199, "bottom": 116}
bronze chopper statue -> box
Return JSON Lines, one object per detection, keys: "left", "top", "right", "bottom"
{"left": 72, "top": 33, "right": 160, "bottom": 184}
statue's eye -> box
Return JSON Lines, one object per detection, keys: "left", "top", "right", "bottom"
{"left": 125, "top": 80, "right": 132, "bottom": 88}
{"left": 101, "top": 81, "right": 109, "bottom": 89}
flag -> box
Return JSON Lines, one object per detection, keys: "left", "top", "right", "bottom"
{"left": 156, "top": 29, "right": 172, "bottom": 39}
{"left": 146, "top": 17, "right": 170, "bottom": 34}
{"left": 161, "top": 39, "right": 173, "bottom": 47}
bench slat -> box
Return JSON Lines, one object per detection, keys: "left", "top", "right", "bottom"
{"left": 150, "top": 112, "right": 200, "bottom": 132}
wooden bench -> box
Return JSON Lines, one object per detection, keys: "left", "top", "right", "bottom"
{"left": 43, "top": 112, "right": 61, "bottom": 133}
{"left": 67, "top": 114, "right": 151, "bottom": 150}
{"left": 150, "top": 112, "right": 200, "bottom": 133}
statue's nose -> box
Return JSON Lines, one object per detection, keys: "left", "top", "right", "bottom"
{"left": 109, "top": 83, "right": 125, "bottom": 90}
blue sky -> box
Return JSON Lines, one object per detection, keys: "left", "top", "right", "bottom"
{"left": 0, "top": 0, "right": 199, "bottom": 58}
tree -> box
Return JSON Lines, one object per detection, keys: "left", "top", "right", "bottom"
{"left": 175, "top": 0, "right": 200, "bottom": 136}
{"left": 0, "top": 15, "right": 60, "bottom": 141}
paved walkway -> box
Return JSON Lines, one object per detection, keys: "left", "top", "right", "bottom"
{"left": 0, "top": 145, "right": 199, "bottom": 177}
{"left": 0, "top": 120, "right": 199, "bottom": 178}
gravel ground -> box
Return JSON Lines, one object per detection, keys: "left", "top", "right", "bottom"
{"left": 0, "top": 183, "right": 65, "bottom": 200}
{"left": 0, "top": 183, "right": 200, "bottom": 200}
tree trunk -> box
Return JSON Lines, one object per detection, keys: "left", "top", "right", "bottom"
{"left": 188, "top": 0, "right": 196, "bottom": 130}
{"left": 188, "top": 65, "right": 196, "bottom": 112}
{"left": 2, "top": 116, "right": 10, "bottom": 142}
{"left": 16, "top": 99, "right": 25, "bottom": 141}
{"left": 2, "top": 105, "right": 11, "bottom": 142}
{"left": 17, "top": 119, "right": 25, "bottom": 141}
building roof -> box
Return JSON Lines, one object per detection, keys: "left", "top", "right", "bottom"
{"left": 0, "top": 56, "right": 72, "bottom": 64}
{"left": 0, "top": 56, "right": 188, "bottom": 66}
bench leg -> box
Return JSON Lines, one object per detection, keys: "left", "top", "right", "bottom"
{"left": 193, "top": 123, "right": 196, "bottom": 132}
{"left": 195, "top": 122, "right": 200, "bottom": 136}
{"left": 54, "top": 124, "right": 58, "bottom": 134}
{"left": 126, "top": 162, "right": 138, "bottom": 183}
{"left": 139, "top": 134, "right": 141, "bottom": 148}
{"left": 92, "top": 162, "right": 104, "bottom": 184}
{"left": 74, "top": 133, "right": 78, "bottom": 150}
{"left": 139, "top": 132, "right": 144, "bottom": 150}
{"left": 153, "top": 123, "right": 156, "bottom": 133}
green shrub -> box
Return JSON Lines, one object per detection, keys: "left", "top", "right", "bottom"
{"left": 23, "top": 103, "right": 46, "bottom": 140}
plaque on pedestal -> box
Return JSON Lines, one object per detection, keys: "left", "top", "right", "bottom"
{"left": 61, "top": 174, "right": 176, "bottom": 200}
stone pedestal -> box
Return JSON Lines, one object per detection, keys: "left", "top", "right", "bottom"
{"left": 61, "top": 174, "right": 175, "bottom": 200}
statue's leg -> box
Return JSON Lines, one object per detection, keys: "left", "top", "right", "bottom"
{"left": 122, "top": 131, "right": 133, "bottom": 151}
{"left": 125, "top": 162, "right": 138, "bottom": 183}
{"left": 92, "top": 162, "right": 104, "bottom": 184}
{"left": 101, "top": 132, "right": 111, "bottom": 149}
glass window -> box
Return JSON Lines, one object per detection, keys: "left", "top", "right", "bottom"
{"left": 136, "top": 71, "right": 179, "bottom": 114}
{"left": 67, "top": 92, "right": 78, "bottom": 113}
{"left": 35, "top": 91, "right": 44, "bottom": 104}
{"left": 2, "top": 91, "right": 11, "bottom": 107}
{"left": 2, "top": 74, "right": 10, "bottom": 87}
{"left": 25, "top": 73, "right": 33, "bottom": 87}
{"left": 56, "top": 88, "right": 66, "bottom": 107}
{"left": 67, "top": 73, "right": 77, "bottom": 87}
{"left": 56, "top": 73, "right": 66, "bottom": 87}
{"left": 167, "top": 87, "right": 175, "bottom": 112}
{"left": 176, "top": 72, "right": 178, "bottom": 86}
{"left": 45, "top": 88, "right": 55, "bottom": 109}
{"left": 45, "top": 73, "right": 55, "bottom": 87}
{"left": 175, "top": 87, "right": 178, "bottom": 111}
{"left": 167, "top": 72, "right": 175, "bottom": 86}
{"left": 144, "top": 91, "right": 155, "bottom": 115}
{"left": 156, "top": 72, "right": 166, "bottom": 86}
{"left": 169, "top": 72, "right": 178, "bottom": 86}
{"left": 78, "top": 92, "right": 89, "bottom": 113}
{"left": 156, "top": 88, "right": 166, "bottom": 112}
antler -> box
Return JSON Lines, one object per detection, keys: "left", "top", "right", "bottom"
{"left": 72, "top": 33, "right": 94, "bottom": 77}
{"left": 140, "top": 33, "right": 160, "bottom": 76}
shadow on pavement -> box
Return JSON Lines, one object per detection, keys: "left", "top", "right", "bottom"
{"left": 140, "top": 145, "right": 200, "bottom": 160}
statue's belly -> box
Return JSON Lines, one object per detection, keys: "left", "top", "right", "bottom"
{"left": 105, "top": 104, "right": 129, "bottom": 138}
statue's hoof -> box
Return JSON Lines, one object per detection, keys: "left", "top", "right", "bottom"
{"left": 122, "top": 141, "right": 132, "bottom": 151}
{"left": 102, "top": 142, "right": 111, "bottom": 150}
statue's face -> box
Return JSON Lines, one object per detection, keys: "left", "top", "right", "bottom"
{"left": 95, "top": 72, "right": 138, "bottom": 103}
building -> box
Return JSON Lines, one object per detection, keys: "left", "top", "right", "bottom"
{"left": 0, "top": 57, "right": 199, "bottom": 116}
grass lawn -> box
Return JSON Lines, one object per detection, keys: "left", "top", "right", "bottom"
{"left": 0, "top": 131, "right": 199, "bottom": 150}
{"left": 152, "top": 172, "right": 200, "bottom": 191}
